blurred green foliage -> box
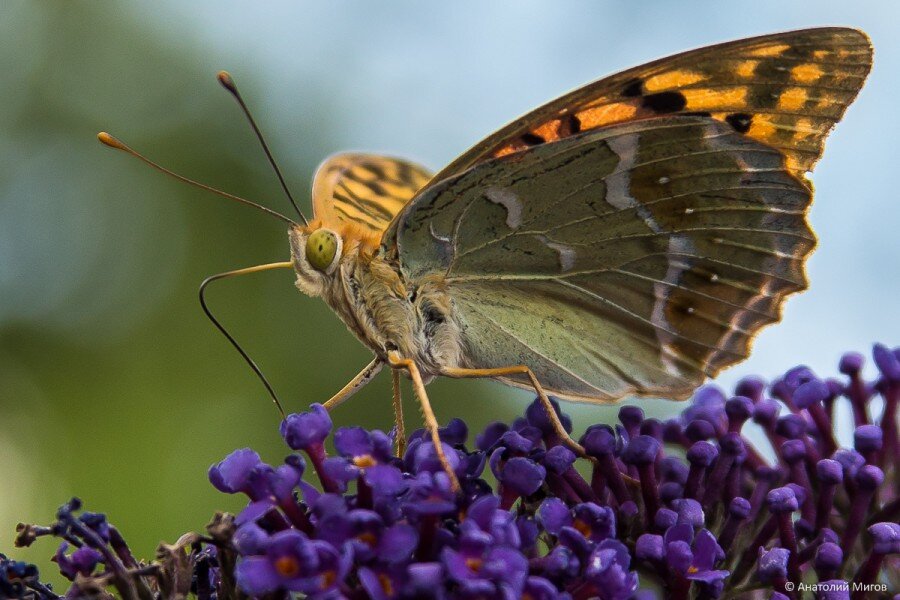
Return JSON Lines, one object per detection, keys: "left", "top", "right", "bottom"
{"left": 1, "top": 3, "right": 656, "bottom": 589}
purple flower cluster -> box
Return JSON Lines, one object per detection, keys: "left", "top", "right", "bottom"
{"left": 207, "top": 344, "right": 899, "bottom": 599}
{"left": 0, "top": 555, "right": 48, "bottom": 600}
{"left": 6, "top": 344, "right": 898, "bottom": 599}
{"left": 10, "top": 498, "right": 159, "bottom": 600}
{"left": 211, "top": 401, "right": 642, "bottom": 599}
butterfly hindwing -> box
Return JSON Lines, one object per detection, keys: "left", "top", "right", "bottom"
{"left": 393, "top": 117, "right": 813, "bottom": 401}
{"left": 312, "top": 153, "right": 432, "bottom": 235}
{"left": 432, "top": 27, "right": 871, "bottom": 182}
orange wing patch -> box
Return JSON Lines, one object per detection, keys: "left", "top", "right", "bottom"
{"left": 747, "top": 43, "right": 791, "bottom": 57}
{"left": 432, "top": 28, "right": 871, "bottom": 183}
{"left": 644, "top": 69, "right": 707, "bottom": 91}
{"left": 736, "top": 60, "right": 760, "bottom": 78}
{"left": 791, "top": 63, "right": 824, "bottom": 83}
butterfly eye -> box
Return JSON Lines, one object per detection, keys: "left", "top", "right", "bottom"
{"left": 305, "top": 229, "right": 341, "bottom": 273}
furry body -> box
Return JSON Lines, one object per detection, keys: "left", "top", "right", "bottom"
{"left": 289, "top": 226, "right": 464, "bottom": 379}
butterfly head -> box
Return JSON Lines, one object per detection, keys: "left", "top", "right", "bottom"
{"left": 289, "top": 223, "right": 345, "bottom": 296}
{"left": 305, "top": 228, "right": 342, "bottom": 273}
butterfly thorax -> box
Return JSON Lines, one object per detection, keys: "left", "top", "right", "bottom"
{"left": 289, "top": 227, "right": 464, "bottom": 376}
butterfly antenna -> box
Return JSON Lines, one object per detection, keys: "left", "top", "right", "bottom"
{"left": 199, "top": 262, "right": 294, "bottom": 419}
{"left": 97, "top": 132, "right": 300, "bottom": 227}
{"left": 217, "top": 71, "right": 309, "bottom": 226}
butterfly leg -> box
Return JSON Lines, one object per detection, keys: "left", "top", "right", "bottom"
{"left": 392, "top": 369, "right": 406, "bottom": 457}
{"left": 387, "top": 351, "right": 461, "bottom": 492}
{"left": 322, "top": 358, "right": 384, "bottom": 410}
{"left": 440, "top": 365, "right": 586, "bottom": 456}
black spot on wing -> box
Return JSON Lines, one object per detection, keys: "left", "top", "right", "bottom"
{"left": 557, "top": 113, "right": 582, "bottom": 137}
{"left": 725, "top": 113, "right": 753, "bottom": 134}
{"left": 642, "top": 91, "right": 687, "bottom": 113}
{"left": 520, "top": 133, "right": 546, "bottom": 146}
{"left": 622, "top": 78, "right": 644, "bottom": 97}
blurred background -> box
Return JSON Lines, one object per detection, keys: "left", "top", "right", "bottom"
{"left": 2, "top": 0, "right": 897, "bottom": 588}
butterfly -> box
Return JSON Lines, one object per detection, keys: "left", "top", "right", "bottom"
{"left": 100, "top": 27, "right": 871, "bottom": 489}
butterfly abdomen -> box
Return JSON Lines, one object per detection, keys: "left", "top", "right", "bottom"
{"left": 408, "top": 275, "right": 465, "bottom": 375}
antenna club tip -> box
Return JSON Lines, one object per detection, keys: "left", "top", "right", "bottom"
{"left": 97, "top": 132, "right": 127, "bottom": 150}
{"left": 217, "top": 71, "right": 237, "bottom": 92}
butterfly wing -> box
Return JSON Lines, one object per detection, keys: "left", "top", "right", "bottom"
{"left": 382, "top": 27, "right": 870, "bottom": 402}
{"left": 312, "top": 153, "right": 432, "bottom": 235}
{"left": 393, "top": 117, "right": 819, "bottom": 402}
{"left": 431, "top": 27, "right": 871, "bottom": 182}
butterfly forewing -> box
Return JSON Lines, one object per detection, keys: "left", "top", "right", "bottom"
{"left": 393, "top": 117, "right": 814, "bottom": 401}
{"left": 431, "top": 27, "right": 871, "bottom": 182}
{"left": 312, "top": 153, "right": 432, "bottom": 234}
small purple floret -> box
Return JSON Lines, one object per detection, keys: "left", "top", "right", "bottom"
{"left": 618, "top": 406, "right": 644, "bottom": 432}
{"left": 280, "top": 404, "right": 332, "bottom": 451}
{"left": 728, "top": 497, "right": 751, "bottom": 519}
{"left": 838, "top": 352, "right": 864, "bottom": 376}
{"left": 815, "top": 542, "right": 843, "bottom": 571}
{"left": 621, "top": 435, "right": 660, "bottom": 466}
{"left": 53, "top": 543, "right": 102, "bottom": 580}
{"left": 208, "top": 448, "right": 264, "bottom": 496}
{"left": 856, "top": 465, "right": 884, "bottom": 490}
{"left": 853, "top": 424, "right": 883, "bottom": 453}
{"left": 725, "top": 396, "right": 754, "bottom": 425}
{"left": 868, "top": 522, "right": 900, "bottom": 554}
{"left": 756, "top": 546, "right": 789, "bottom": 582}
{"left": 525, "top": 397, "right": 573, "bottom": 436}
{"left": 775, "top": 415, "right": 806, "bottom": 440}
{"left": 654, "top": 508, "right": 678, "bottom": 531}
{"left": 792, "top": 379, "right": 829, "bottom": 409}
{"left": 635, "top": 533, "right": 665, "bottom": 561}
{"left": 766, "top": 487, "right": 798, "bottom": 513}
{"left": 544, "top": 445, "right": 576, "bottom": 474}
{"left": 673, "top": 499, "right": 704, "bottom": 528}
{"left": 686, "top": 441, "right": 718, "bottom": 467}
{"left": 752, "top": 399, "right": 781, "bottom": 427}
{"left": 735, "top": 375, "right": 766, "bottom": 401}
{"left": 816, "top": 459, "right": 843, "bottom": 484}
{"left": 873, "top": 343, "right": 900, "bottom": 382}
{"left": 493, "top": 455, "right": 546, "bottom": 497}
{"left": 780, "top": 439, "right": 806, "bottom": 464}
{"left": 580, "top": 425, "right": 617, "bottom": 456}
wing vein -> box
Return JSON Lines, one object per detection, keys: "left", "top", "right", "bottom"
{"left": 553, "top": 279, "right": 743, "bottom": 359}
